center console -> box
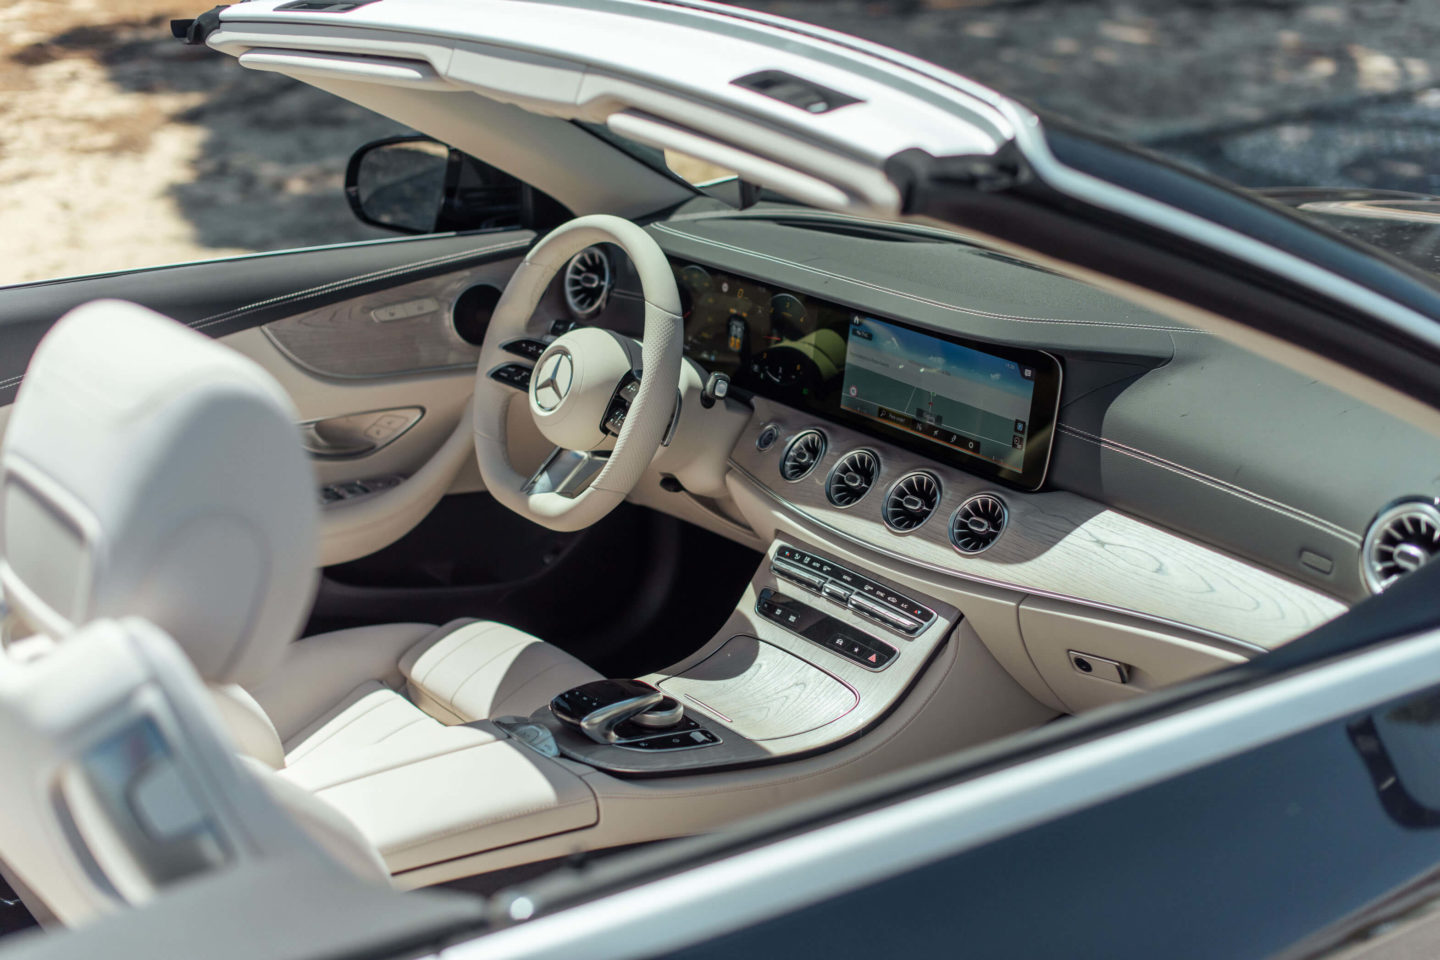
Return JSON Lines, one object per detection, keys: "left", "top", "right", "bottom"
{"left": 532, "top": 539, "right": 959, "bottom": 776}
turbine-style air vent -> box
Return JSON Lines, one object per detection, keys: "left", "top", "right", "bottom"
{"left": 779, "top": 430, "right": 827, "bottom": 482}
{"left": 1362, "top": 499, "right": 1440, "bottom": 593}
{"left": 949, "top": 493, "right": 1008, "bottom": 555}
{"left": 825, "top": 449, "right": 880, "bottom": 507}
{"left": 883, "top": 471, "right": 941, "bottom": 533}
{"left": 563, "top": 246, "right": 613, "bottom": 319}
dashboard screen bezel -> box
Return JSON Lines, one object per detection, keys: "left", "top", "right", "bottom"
{"left": 673, "top": 259, "right": 1064, "bottom": 491}
{"left": 831, "top": 313, "right": 1063, "bottom": 491}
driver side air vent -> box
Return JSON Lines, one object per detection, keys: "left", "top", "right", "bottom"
{"left": 563, "top": 246, "right": 613, "bottom": 319}
{"left": 883, "top": 472, "right": 941, "bottom": 533}
{"left": 779, "top": 430, "right": 827, "bottom": 482}
{"left": 825, "top": 449, "right": 879, "bottom": 507}
{"left": 1362, "top": 499, "right": 1440, "bottom": 593}
{"left": 949, "top": 493, "right": 1008, "bottom": 555}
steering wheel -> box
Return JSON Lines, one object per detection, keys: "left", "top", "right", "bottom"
{"left": 473, "top": 215, "right": 683, "bottom": 532}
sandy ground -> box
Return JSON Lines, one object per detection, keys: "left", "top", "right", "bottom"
{"left": 0, "top": 0, "right": 402, "bottom": 285}
{"left": 3, "top": 0, "right": 1440, "bottom": 286}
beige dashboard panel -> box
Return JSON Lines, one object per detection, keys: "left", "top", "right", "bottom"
{"left": 1018, "top": 596, "right": 1249, "bottom": 713}
{"left": 730, "top": 397, "right": 1347, "bottom": 653}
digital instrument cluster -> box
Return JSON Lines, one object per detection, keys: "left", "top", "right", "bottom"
{"left": 673, "top": 260, "right": 1063, "bottom": 490}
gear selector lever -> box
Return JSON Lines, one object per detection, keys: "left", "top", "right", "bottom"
{"left": 550, "top": 679, "right": 684, "bottom": 744}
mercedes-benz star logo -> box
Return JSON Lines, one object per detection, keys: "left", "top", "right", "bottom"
{"left": 532, "top": 351, "right": 573, "bottom": 412}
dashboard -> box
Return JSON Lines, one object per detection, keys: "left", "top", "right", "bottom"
{"left": 571, "top": 209, "right": 1440, "bottom": 608}
{"left": 673, "top": 261, "right": 1062, "bottom": 490}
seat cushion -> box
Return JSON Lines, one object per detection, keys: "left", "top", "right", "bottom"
{"left": 277, "top": 680, "right": 597, "bottom": 875}
{"left": 281, "top": 681, "right": 498, "bottom": 793}
{"left": 400, "top": 620, "right": 601, "bottom": 724}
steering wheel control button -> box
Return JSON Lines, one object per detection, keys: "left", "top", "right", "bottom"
{"left": 489, "top": 363, "right": 533, "bottom": 390}
{"left": 756, "top": 423, "right": 781, "bottom": 451}
{"left": 757, "top": 588, "right": 897, "bottom": 670}
{"left": 502, "top": 338, "right": 549, "bottom": 361}
{"left": 602, "top": 373, "right": 641, "bottom": 436}
{"left": 532, "top": 351, "right": 574, "bottom": 411}
{"left": 772, "top": 543, "right": 934, "bottom": 637}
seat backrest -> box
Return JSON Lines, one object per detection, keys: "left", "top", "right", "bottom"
{"left": 0, "top": 300, "right": 317, "bottom": 686}
{"left": 0, "top": 616, "right": 386, "bottom": 927}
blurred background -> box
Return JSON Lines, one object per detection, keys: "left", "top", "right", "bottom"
{"left": 2, "top": 0, "right": 1438, "bottom": 285}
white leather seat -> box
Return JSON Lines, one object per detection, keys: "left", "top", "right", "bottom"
{"left": 0, "top": 300, "right": 602, "bottom": 882}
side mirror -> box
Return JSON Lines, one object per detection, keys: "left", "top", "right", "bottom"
{"left": 344, "top": 135, "right": 530, "bottom": 235}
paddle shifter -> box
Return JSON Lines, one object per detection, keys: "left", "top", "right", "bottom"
{"left": 550, "top": 679, "right": 685, "bottom": 744}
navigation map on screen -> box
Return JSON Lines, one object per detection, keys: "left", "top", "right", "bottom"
{"left": 840, "top": 315, "right": 1037, "bottom": 471}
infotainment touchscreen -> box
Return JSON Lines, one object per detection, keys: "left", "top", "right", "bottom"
{"left": 674, "top": 260, "right": 1063, "bottom": 490}
{"left": 840, "top": 315, "right": 1036, "bottom": 474}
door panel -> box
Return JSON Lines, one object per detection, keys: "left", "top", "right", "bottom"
{"left": 0, "top": 229, "right": 534, "bottom": 405}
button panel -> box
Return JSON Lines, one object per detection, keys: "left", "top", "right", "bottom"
{"left": 502, "top": 338, "right": 549, "bottom": 361}
{"left": 772, "top": 544, "right": 936, "bottom": 638}
{"left": 757, "top": 589, "right": 898, "bottom": 669}
{"left": 318, "top": 475, "right": 402, "bottom": 506}
{"left": 489, "top": 363, "right": 533, "bottom": 390}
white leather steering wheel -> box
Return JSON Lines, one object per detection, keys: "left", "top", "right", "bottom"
{"left": 473, "top": 215, "right": 683, "bottom": 532}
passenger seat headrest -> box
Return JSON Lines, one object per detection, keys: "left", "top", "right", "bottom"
{"left": 0, "top": 300, "right": 318, "bottom": 685}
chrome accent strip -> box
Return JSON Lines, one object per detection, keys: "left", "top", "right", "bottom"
{"left": 728, "top": 460, "right": 1268, "bottom": 658}
{"left": 452, "top": 623, "right": 1440, "bottom": 960}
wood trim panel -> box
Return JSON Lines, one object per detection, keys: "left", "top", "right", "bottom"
{"left": 730, "top": 397, "right": 1347, "bottom": 651}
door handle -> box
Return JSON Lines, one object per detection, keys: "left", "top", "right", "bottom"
{"left": 298, "top": 407, "right": 423, "bottom": 459}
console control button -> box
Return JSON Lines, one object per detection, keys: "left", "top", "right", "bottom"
{"left": 772, "top": 544, "right": 936, "bottom": 636}
{"left": 623, "top": 729, "right": 721, "bottom": 751}
{"left": 757, "top": 589, "right": 898, "bottom": 670}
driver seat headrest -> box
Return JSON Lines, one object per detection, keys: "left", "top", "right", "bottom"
{"left": 0, "top": 300, "right": 318, "bottom": 686}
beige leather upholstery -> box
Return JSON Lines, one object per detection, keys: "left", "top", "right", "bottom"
{"left": 0, "top": 301, "right": 609, "bottom": 889}
{"left": 400, "top": 619, "right": 603, "bottom": 723}
{"left": 0, "top": 300, "right": 317, "bottom": 687}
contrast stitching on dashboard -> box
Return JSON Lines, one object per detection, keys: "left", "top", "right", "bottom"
{"left": 652, "top": 222, "right": 1212, "bottom": 335}
{"left": 1057, "top": 423, "right": 1361, "bottom": 544}
{"left": 187, "top": 238, "right": 531, "bottom": 332}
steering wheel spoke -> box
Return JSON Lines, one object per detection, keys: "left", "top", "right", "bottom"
{"left": 472, "top": 214, "right": 683, "bottom": 531}
{"left": 523, "top": 448, "right": 609, "bottom": 499}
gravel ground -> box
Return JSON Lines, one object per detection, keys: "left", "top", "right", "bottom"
{"left": 2, "top": 0, "right": 1439, "bottom": 285}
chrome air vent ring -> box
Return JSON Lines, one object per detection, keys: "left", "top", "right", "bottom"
{"left": 563, "top": 246, "right": 613, "bottom": 319}
{"left": 1362, "top": 498, "right": 1440, "bottom": 593}
{"left": 949, "top": 493, "right": 1008, "bottom": 555}
{"left": 779, "top": 430, "right": 827, "bottom": 482}
{"left": 882, "top": 471, "right": 941, "bottom": 534}
{"left": 825, "top": 449, "right": 880, "bottom": 508}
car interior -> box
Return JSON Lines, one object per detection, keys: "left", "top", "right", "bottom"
{"left": 3, "top": 0, "right": 1440, "bottom": 937}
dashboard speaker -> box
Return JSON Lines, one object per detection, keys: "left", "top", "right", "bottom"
{"left": 825, "top": 449, "right": 879, "bottom": 507}
{"left": 882, "top": 472, "right": 941, "bottom": 533}
{"left": 779, "top": 430, "right": 827, "bottom": 482}
{"left": 452, "top": 284, "right": 502, "bottom": 346}
{"left": 1362, "top": 499, "right": 1440, "bottom": 593}
{"left": 949, "top": 493, "right": 1008, "bottom": 555}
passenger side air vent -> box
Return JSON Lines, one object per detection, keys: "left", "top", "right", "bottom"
{"left": 563, "top": 246, "right": 613, "bottom": 319}
{"left": 1362, "top": 499, "right": 1440, "bottom": 593}
{"left": 825, "top": 449, "right": 879, "bottom": 507}
{"left": 779, "top": 430, "right": 827, "bottom": 482}
{"left": 949, "top": 493, "right": 1008, "bottom": 555}
{"left": 883, "top": 472, "right": 941, "bottom": 533}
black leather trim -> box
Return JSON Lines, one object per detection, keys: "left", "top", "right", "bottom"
{"left": 0, "top": 230, "right": 534, "bottom": 405}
